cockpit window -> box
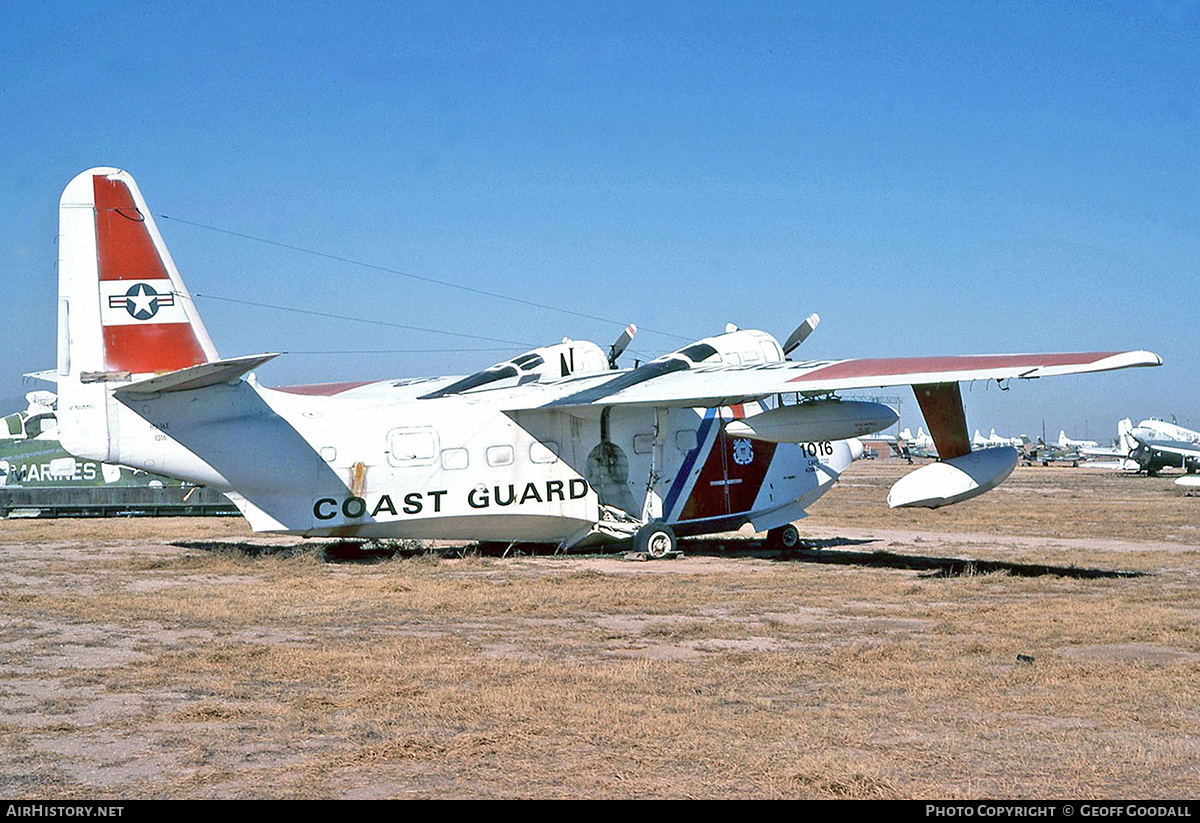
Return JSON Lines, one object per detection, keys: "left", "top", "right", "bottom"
{"left": 678, "top": 343, "right": 718, "bottom": 363}
{"left": 513, "top": 353, "right": 545, "bottom": 371}
{"left": 418, "top": 364, "right": 519, "bottom": 399}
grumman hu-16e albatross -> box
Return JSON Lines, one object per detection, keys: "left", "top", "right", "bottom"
{"left": 53, "top": 168, "right": 1163, "bottom": 555}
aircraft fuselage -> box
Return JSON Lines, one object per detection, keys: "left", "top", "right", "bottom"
{"left": 97, "top": 378, "right": 854, "bottom": 548}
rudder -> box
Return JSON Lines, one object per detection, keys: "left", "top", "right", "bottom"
{"left": 57, "top": 167, "right": 218, "bottom": 461}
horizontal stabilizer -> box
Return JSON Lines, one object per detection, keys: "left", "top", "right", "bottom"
{"left": 887, "top": 447, "right": 1018, "bottom": 509}
{"left": 114, "top": 353, "right": 279, "bottom": 397}
{"left": 23, "top": 370, "right": 58, "bottom": 384}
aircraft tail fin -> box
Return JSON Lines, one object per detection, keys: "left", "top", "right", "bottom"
{"left": 57, "top": 167, "right": 219, "bottom": 461}
{"left": 1117, "top": 418, "right": 1137, "bottom": 454}
{"left": 59, "top": 167, "right": 217, "bottom": 376}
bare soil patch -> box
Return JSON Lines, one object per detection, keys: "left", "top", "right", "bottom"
{"left": 2, "top": 461, "right": 1198, "bottom": 798}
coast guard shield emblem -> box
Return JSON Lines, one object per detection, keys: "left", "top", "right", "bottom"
{"left": 732, "top": 438, "right": 754, "bottom": 466}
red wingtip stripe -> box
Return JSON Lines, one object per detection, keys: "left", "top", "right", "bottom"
{"left": 788, "top": 353, "right": 1123, "bottom": 383}
{"left": 272, "top": 381, "right": 377, "bottom": 396}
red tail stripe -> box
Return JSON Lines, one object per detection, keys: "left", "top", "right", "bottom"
{"left": 94, "top": 175, "right": 168, "bottom": 282}
{"left": 103, "top": 325, "right": 207, "bottom": 373}
{"left": 93, "top": 174, "right": 207, "bottom": 372}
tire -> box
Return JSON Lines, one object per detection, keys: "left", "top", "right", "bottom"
{"left": 634, "top": 522, "right": 677, "bottom": 559}
{"left": 766, "top": 523, "right": 801, "bottom": 550}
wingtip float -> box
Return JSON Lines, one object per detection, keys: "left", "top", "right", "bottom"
{"left": 50, "top": 167, "right": 1162, "bottom": 551}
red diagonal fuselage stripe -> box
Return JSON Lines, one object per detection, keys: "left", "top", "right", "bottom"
{"left": 679, "top": 416, "right": 777, "bottom": 522}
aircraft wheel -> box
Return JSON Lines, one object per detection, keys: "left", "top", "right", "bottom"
{"left": 635, "top": 522, "right": 677, "bottom": 559}
{"left": 766, "top": 523, "right": 801, "bottom": 550}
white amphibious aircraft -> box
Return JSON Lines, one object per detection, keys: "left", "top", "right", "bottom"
{"left": 53, "top": 168, "right": 1163, "bottom": 555}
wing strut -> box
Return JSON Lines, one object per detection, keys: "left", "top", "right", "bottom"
{"left": 892, "top": 382, "right": 1018, "bottom": 508}
{"left": 912, "top": 383, "right": 971, "bottom": 460}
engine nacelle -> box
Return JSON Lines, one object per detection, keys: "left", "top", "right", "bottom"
{"left": 724, "top": 400, "right": 898, "bottom": 443}
{"left": 421, "top": 339, "right": 609, "bottom": 399}
{"left": 887, "top": 446, "right": 1018, "bottom": 508}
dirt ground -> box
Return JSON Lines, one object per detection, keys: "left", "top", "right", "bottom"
{"left": 1, "top": 460, "right": 1197, "bottom": 799}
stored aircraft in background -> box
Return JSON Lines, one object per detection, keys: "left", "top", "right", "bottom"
{"left": 1022, "top": 437, "right": 1083, "bottom": 467}
{"left": 898, "top": 427, "right": 937, "bottom": 458}
{"left": 2, "top": 391, "right": 143, "bottom": 487}
{"left": 972, "top": 428, "right": 1027, "bottom": 450}
{"left": 50, "top": 168, "right": 1163, "bottom": 555}
{"left": 1058, "top": 430, "right": 1099, "bottom": 450}
{"left": 1085, "top": 418, "right": 1200, "bottom": 483}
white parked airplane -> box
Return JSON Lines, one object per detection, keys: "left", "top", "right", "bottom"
{"left": 898, "top": 427, "right": 937, "bottom": 458}
{"left": 1086, "top": 418, "right": 1200, "bottom": 479}
{"left": 1057, "top": 430, "right": 1099, "bottom": 450}
{"left": 51, "top": 168, "right": 1163, "bottom": 554}
{"left": 972, "top": 428, "right": 1026, "bottom": 449}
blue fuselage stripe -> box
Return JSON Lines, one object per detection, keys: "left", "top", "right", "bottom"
{"left": 663, "top": 408, "right": 719, "bottom": 521}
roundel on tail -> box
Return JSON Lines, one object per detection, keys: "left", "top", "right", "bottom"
{"left": 65, "top": 170, "right": 217, "bottom": 374}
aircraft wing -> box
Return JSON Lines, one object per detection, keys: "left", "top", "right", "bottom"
{"left": 1081, "top": 446, "right": 1131, "bottom": 460}
{"left": 499, "top": 350, "right": 1161, "bottom": 411}
{"left": 1144, "top": 442, "right": 1200, "bottom": 461}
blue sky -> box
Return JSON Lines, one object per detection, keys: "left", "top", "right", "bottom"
{"left": 2, "top": 1, "right": 1196, "bottom": 439}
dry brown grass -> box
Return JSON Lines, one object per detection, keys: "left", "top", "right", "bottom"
{"left": 1, "top": 461, "right": 1198, "bottom": 798}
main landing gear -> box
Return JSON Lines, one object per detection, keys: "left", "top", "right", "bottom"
{"left": 631, "top": 521, "right": 679, "bottom": 560}
{"left": 765, "top": 523, "right": 801, "bottom": 550}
